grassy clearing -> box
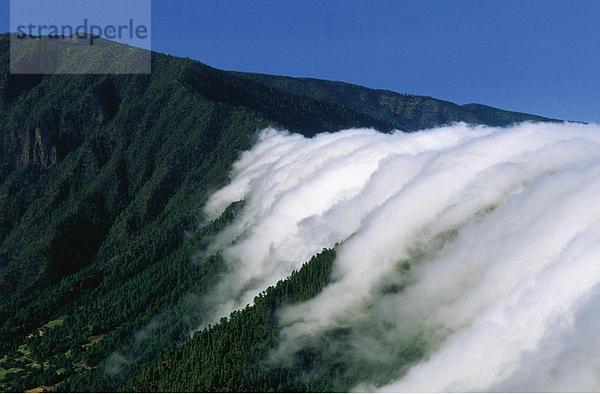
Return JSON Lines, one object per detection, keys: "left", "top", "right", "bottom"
{"left": 0, "top": 366, "right": 22, "bottom": 380}
{"left": 17, "top": 344, "right": 31, "bottom": 356}
{"left": 43, "top": 318, "right": 65, "bottom": 330}
{"left": 82, "top": 334, "right": 104, "bottom": 348}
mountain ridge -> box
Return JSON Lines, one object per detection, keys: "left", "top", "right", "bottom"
{"left": 237, "top": 71, "right": 558, "bottom": 131}
{"left": 0, "top": 34, "right": 560, "bottom": 392}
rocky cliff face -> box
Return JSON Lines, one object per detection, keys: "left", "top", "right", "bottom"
{"left": 21, "top": 126, "right": 58, "bottom": 168}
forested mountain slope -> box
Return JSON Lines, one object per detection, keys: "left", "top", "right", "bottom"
{"left": 0, "top": 34, "right": 554, "bottom": 392}
{"left": 241, "top": 72, "right": 556, "bottom": 131}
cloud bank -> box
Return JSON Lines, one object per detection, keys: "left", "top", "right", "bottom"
{"left": 204, "top": 121, "right": 600, "bottom": 391}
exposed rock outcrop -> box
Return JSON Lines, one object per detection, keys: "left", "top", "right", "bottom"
{"left": 21, "top": 126, "right": 57, "bottom": 169}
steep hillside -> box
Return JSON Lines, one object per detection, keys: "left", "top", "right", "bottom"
{"left": 241, "top": 73, "right": 556, "bottom": 131}
{"left": 0, "top": 34, "right": 554, "bottom": 392}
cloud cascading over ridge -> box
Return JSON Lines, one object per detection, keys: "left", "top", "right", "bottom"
{"left": 203, "top": 121, "right": 600, "bottom": 391}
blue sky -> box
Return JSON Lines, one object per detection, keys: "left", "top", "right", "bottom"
{"left": 1, "top": 0, "right": 599, "bottom": 122}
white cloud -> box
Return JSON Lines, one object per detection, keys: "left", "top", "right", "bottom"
{"left": 203, "top": 121, "right": 600, "bottom": 391}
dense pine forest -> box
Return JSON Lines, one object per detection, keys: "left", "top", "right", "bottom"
{"left": 123, "top": 249, "right": 337, "bottom": 393}
{"left": 0, "top": 34, "right": 553, "bottom": 392}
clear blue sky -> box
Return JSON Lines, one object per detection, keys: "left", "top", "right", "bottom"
{"left": 1, "top": 0, "right": 599, "bottom": 122}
